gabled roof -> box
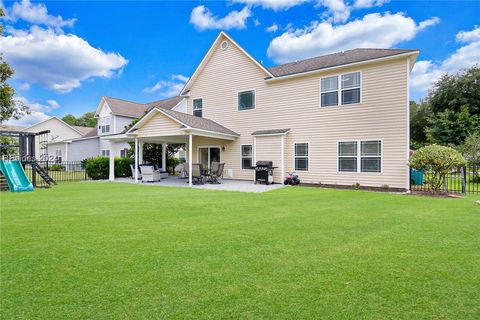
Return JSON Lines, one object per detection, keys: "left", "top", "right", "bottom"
{"left": 268, "top": 48, "right": 419, "bottom": 78}
{"left": 99, "top": 96, "right": 184, "bottom": 118}
{"left": 128, "top": 107, "right": 239, "bottom": 138}
{"left": 180, "top": 31, "right": 273, "bottom": 95}
{"left": 21, "top": 116, "right": 86, "bottom": 136}
{"left": 71, "top": 126, "right": 96, "bottom": 136}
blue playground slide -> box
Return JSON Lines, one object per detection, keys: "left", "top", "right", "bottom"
{"left": 0, "top": 160, "right": 34, "bottom": 192}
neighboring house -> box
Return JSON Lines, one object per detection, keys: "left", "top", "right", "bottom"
{"left": 20, "top": 117, "right": 95, "bottom": 161}
{"left": 47, "top": 96, "right": 185, "bottom": 162}
{"left": 108, "top": 31, "right": 418, "bottom": 190}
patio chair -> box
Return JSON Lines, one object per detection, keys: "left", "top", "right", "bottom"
{"left": 130, "top": 164, "right": 142, "bottom": 179}
{"left": 191, "top": 163, "right": 204, "bottom": 185}
{"left": 207, "top": 163, "right": 225, "bottom": 184}
{"left": 141, "top": 165, "right": 161, "bottom": 183}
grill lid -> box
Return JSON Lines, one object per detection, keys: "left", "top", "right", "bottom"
{"left": 256, "top": 161, "right": 273, "bottom": 167}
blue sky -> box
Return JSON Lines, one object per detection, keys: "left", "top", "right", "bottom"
{"left": 1, "top": 0, "right": 479, "bottom": 125}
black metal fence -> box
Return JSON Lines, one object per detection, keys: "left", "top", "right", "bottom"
{"left": 24, "top": 161, "right": 89, "bottom": 188}
{"left": 410, "top": 164, "right": 480, "bottom": 194}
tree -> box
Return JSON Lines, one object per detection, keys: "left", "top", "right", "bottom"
{"left": 460, "top": 133, "right": 480, "bottom": 183}
{"left": 409, "top": 144, "right": 467, "bottom": 192}
{"left": 62, "top": 112, "right": 96, "bottom": 127}
{"left": 0, "top": 9, "right": 29, "bottom": 123}
{"left": 410, "top": 100, "right": 431, "bottom": 149}
{"left": 425, "top": 66, "right": 480, "bottom": 146}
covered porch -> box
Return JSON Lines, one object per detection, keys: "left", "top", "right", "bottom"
{"left": 104, "top": 107, "right": 242, "bottom": 187}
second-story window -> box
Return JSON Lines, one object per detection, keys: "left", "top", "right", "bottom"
{"left": 341, "top": 72, "right": 360, "bottom": 105}
{"left": 193, "top": 98, "right": 203, "bottom": 117}
{"left": 321, "top": 72, "right": 361, "bottom": 107}
{"left": 238, "top": 90, "right": 255, "bottom": 111}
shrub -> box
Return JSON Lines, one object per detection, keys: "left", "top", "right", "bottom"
{"left": 49, "top": 164, "right": 65, "bottom": 171}
{"left": 84, "top": 157, "right": 134, "bottom": 180}
{"left": 409, "top": 144, "right": 467, "bottom": 191}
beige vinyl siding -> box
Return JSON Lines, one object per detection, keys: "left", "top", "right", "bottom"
{"left": 135, "top": 112, "right": 184, "bottom": 138}
{"left": 255, "top": 136, "right": 282, "bottom": 183}
{"left": 185, "top": 35, "right": 409, "bottom": 188}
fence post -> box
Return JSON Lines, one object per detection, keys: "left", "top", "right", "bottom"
{"left": 461, "top": 166, "right": 467, "bottom": 194}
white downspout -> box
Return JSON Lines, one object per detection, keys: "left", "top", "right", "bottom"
{"left": 281, "top": 134, "right": 285, "bottom": 183}
{"left": 188, "top": 134, "right": 193, "bottom": 187}
{"left": 134, "top": 138, "right": 138, "bottom": 183}
{"left": 65, "top": 142, "right": 69, "bottom": 162}
{"left": 253, "top": 136, "right": 256, "bottom": 182}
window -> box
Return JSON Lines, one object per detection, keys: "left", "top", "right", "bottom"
{"left": 321, "top": 76, "right": 338, "bottom": 107}
{"left": 120, "top": 148, "right": 129, "bottom": 158}
{"left": 338, "top": 140, "right": 381, "bottom": 173}
{"left": 101, "top": 125, "right": 110, "bottom": 133}
{"left": 101, "top": 150, "right": 110, "bottom": 157}
{"left": 338, "top": 141, "right": 357, "bottom": 172}
{"left": 193, "top": 98, "right": 203, "bottom": 117}
{"left": 241, "top": 145, "right": 253, "bottom": 169}
{"left": 55, "top": 149, "right": 62, "bottom": 163}
{"left": 238, "top": 90, "right": 255, "bottom": 111}
{"left": 321, "top": 72, "right": 361, "bottom": 107}
{"left": 341, "top": 72, "right": 360, "bottom": 105}
{"left": 294, "top": 143, "right": 309, "bottom": 171}
{"left": 361, "top": 141, "right": 381, "bottom": 172}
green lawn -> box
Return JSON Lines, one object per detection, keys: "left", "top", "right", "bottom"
{"left": 1, "top": 183, "right": 479, "bottom": 319}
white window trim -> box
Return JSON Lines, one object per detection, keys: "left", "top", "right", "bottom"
{"left": 336, "top": 139, "right": 383, "bottom": 173}
{"left": 196, "top": 145, "right": 221, "bottom": 169}
{"left": 240, "top": 144, "right": 253, "bottom": 170}
{"left": 293, "top": 142, "right": 309, "bottom": 172}
{"left": 192, "top": 97, "right": 203, "bottom": 117}
{"left": 237, "top": 89, "right": 256, "bottom": 112}
{"left": 320, "top": 71, "right": 362, "bottom": 108}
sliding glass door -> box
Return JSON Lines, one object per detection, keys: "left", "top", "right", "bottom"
{"left": 198, "top": 147, "right": 220, "bottom": 169}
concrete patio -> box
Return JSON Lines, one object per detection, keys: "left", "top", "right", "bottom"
{"left": 114, "top": 177, "right": 285, "bottom": 193}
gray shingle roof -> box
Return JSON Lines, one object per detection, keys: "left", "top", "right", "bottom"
{"left": 268, "top": 48, "right": 417, "bottom": 78}
{"left": 71, "top": 125, "right": 96, "bottom": 136}
{"left": 159, "top": 109, "right": 239, "bottom": 137}
{"left": 251, "top": 128, "right": 291, "bottom": 135}
{"left": 104, "top": 96, "right": 183, "bottom": 118}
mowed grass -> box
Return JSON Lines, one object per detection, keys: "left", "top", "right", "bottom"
{"left": 1, "top": 183, "right": 479, "bottom": 319}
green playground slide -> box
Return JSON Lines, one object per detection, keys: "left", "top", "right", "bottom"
{"left": 0, "top": 160, "right": 34, "bottom": 192}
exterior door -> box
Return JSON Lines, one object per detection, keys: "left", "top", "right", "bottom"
{"left": 198, "top": 147, "right": 220, "bottom": 169}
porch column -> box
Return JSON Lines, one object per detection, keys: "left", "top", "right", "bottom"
{"left": 65, "top": 142, "right": 69, "bottom": 162}
{"left": 188, "top": 134, "right": 193, "bottom": 187}
{"left": 109, "top": 141, "right": 115, "bottom": 181}
{"left": 134, "top": 138, "right": 139, "bottom": 183}
{"left": 162, "top": 143, "right": 167, "bottom": 170}
{"left": 281, "top": 135, "right": 285, "bottom": 182}
{"left": 139, "top": 141, "right": 144, "bottom": 165}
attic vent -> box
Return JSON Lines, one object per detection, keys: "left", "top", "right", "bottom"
{"left": 220, "top": 41, "right": 229, "bottom": 51}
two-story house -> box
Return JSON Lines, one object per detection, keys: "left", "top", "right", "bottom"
{"left": 108, "top": 31, "right": 418, "bottom": 190}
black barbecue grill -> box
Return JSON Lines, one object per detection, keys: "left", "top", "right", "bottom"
{"left": 252, "top": 161, "right": 277, "bottom": 185}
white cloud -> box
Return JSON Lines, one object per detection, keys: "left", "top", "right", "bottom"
{"left": 143, "top": 74, "right": 188, "bottom": 97}
{"left": 418, "top": 17, "right": 440, "bottom": 31}
{"left": 4, "top": 96, "right": 54, "bottom": 126}
{"left": 316, "top": 0, "right": 350, "bottom": 23}
{"left": 19, "top": 82, "right": 31, "bottom": 91}
{"left": 411, "top": 26, "right": 480, "bottom": 96}
{"left": 253, "top": 18, "right": 261, "bottom": 26}
{"left": 266, "top": 23, "right": 279, "bottom": 33}
{"left": 353, "top": 0, "right": 389, "bottom": 9}
{"left": 232, "top": 0, "right": 307, "bottom": 11}
{"left": 190, "top": 5, "right": 251, "bottom": 30}
{"left": 0, "top": 26, "right": 128, "bottom": 93}
{"left": 267, "top": 12, "right": 439, "bottom": 63}
{"left": 15, "top": 96, "right": 60, "bottom": 112}
{"left": 5, "top": 0, "right": 76, "bottom": 29}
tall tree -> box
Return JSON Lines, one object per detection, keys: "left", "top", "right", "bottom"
{"left": 425, "top": 66, "right": 480, "bottom": 146}
{"left": 410, "top": 100, "right": 431, "bottom": 149}
{"left": 62, "top": 112, "right": 96, "bottom": 127}
{"left": 0, "top": 9, "right": 29, "bottom": 123}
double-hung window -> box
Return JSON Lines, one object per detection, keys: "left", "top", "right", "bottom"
{"left": 120, "top": 148, "right": 129, "bottom": 158}
{"left": 55, "top": 149, "right": 62, "bottom": 163}
{"left": 338, "top": 140, "right": 381, "bottom": 173}
{"left": 341, "top": 72, "right": 360, "bottom": 105}
{"left": 193, "top": 99, "right": 203, "bottom": 117}
{"left": 101, "top": 150, "right": 110, "bottom": 157}
{"left": 294, "top": 143, "right": 309, "bottom": 171}
{"left": 321, "top": 72, "right": 361, "bottom": 107}
{"left": 238, "top": 90, "right": 255, "bottom": 111}
{"left": 241, "top": 145, "right": 253, "bottom": 169}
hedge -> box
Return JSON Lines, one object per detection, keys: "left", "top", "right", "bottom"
{"left": 84, "top": 157, "right": 134, "bottom": 180}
